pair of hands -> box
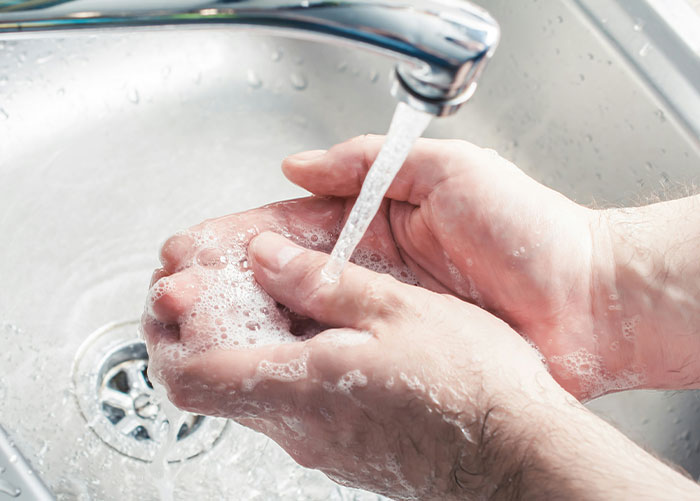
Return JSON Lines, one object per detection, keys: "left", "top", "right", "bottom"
{"left": 142, "top": 135, "right": 700, "bottom": 499}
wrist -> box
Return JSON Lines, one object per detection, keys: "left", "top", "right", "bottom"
{"left": 449, "top": 371, "right": 575, "bottom": 499}
{"left": 597, "top": 205, "right": 700, "bottom": 390}
{"left": 583, "top": 209, "right": 648, "bottom": 392}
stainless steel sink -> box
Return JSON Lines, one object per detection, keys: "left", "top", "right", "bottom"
{"left": 1, "top": 1, "right": 699, "bottom": 499}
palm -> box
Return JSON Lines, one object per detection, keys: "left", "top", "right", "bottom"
{"left": 381, "top": 180, "right": 606, "bottom": 399}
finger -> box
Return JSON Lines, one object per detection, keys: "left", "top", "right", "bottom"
{"left": 141, "top": 312, "right": 180, "bottom": 347}
{"left": 160, "top": 233, "right": 196, "bottom": 273}
{"left": 149, "top": 268, "right": 168, "bottom": 287}
{"left": 248, "top": 231, "right": 413, "bottom": 330}
{"left": 282, "top": 135, "right": 475, "bottom": 204}
{"left": 172, "top": 327, "right": 376, "bottom": 416}
{"left": 147, "top": 270, "right": 200, "bottom": 324}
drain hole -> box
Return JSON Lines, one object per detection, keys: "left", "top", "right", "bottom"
{"left": 102, "top": 403, "right": 126, "bottom": 424}
{"left": 132, "top": 426, "right": 150, "bottom": 441}
{"left": 143, "top": 367, "right": 154, "bottom": 389}
{"left": 108, "top": 370, "right": 130, "bottom": 393}
{"left": 72, "top": 321, "right": 227, "bottom": 462}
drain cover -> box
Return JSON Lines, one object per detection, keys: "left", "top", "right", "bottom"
{"left": 72, "top": 320, "right": 227, "bottom": 462}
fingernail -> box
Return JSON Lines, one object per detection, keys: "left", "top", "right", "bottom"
{"left": 250, "top": 233, "right": 304, "bottom": 273}
{"left": 286, "top": 149, "right": 327, "bottom": 163}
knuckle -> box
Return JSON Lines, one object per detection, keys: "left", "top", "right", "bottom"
{"left": 294, "top": 254, "right": 328, "bottom": 304}
{"left": 159, "top": 234, "right": 195, "bottom": 272}
{"left": 361, "top": 274, "right": 406, "bottom": 319}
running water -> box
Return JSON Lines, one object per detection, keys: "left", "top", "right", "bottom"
{"left": 321, "top": 102, "right": 433, "bottom": 282}
{"left": 150, "top": 376, "right": 188, "bottom": 501}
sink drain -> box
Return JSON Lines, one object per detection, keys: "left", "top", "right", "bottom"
{"left": 72, "top": 320, "right": 227, "bottom": 462}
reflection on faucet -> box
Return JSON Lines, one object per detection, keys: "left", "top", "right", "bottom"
{"left": 0, "top": 0, "right": 499, "bottom": 116}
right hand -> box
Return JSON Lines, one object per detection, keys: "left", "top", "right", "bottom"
{"left": 281, "top": 136, "right": 633, "bottom": 400}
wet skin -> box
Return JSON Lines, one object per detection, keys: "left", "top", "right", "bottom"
{"left": 142, "top": 136, "right": 700, "bottom": 499}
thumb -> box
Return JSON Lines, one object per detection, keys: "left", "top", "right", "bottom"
{"left": 248, "top": 231, "right": 411, "bottom": 330}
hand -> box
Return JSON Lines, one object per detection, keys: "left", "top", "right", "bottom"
{"left": 145, "top": 220, "right": 561, "bottom": 498}
{"left": 142, "top": 228, "right": 699, "bottom": 500}
{"left": 279, "top": 136, "right": 665, "bottom": 400}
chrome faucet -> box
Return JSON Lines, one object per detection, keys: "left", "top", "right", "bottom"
{"left": 0, "top": 0, "right": 499, "bottom": 116}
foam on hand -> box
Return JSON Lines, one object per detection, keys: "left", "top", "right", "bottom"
{"left": 146, "top": 218, "right": 419, "bottom": 364}
{"left": 550, "top": 348, "right": 644, "bottom": 399}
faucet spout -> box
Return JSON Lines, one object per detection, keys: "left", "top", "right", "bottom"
{"left": 0, "top": 0, "right": 499, "bottom": 116}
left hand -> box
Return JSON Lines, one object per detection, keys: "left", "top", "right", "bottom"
{"left": 142, "top": 201, "right": 561, "bottom": 499}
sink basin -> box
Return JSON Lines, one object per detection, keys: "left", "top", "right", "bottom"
{"left": 1, "top": 1, "right": 699, "bottom": 498}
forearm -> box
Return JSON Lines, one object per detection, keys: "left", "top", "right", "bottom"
{"left": 595, "top": 195, "right": 700, "bottom": 389}
{"left": 493, "top": 395, "right": 699, "bottom": 500}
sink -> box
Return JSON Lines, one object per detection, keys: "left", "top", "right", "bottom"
{"left": 1, "top": 1, "right": 699, "bottom": 498}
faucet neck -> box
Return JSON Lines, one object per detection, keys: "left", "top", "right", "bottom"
{"left": 0, "top": 1, "right": 499, "bottom": 116}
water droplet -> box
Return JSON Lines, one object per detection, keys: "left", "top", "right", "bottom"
{"left": 587, "top": 52, "right": 595, "bottom": 60}
{"left": 271, "top": 48, "right": 283, "bottom": 62}
{"left": 0, "top": 75, "right": 7, "bottom": 86}
{"left": 557, "top": 16, "right": 564, "bottom": 23}
{"left": 579, "top": 73, "right": 586, "bottom": 82}
{"left": 35, "top": 52, "right": 52, "bottom": 64}
{"left": 0, "top": 108, "right": 8, "bottom": 120}
{"left": 336, "top": 61, "right": 348, "bottom": 73}
{"left": 645, "top": 161, "right": 653, "bottom": 171}
{"left": 0, "top": 479, "right": 20, "bottom": 498}
{"left": 247, "top": 69, "right": 262, "bottom": 89}
{"left": 638, "top": 42, "right": 651, "bottom": 57}
{"left": 369, "top": 69, "right": 380, "bottom": 83}
{"left": 654, "top": 109, "right": 666, "bottom": 122}
{"left": 290, "top": 72, "right": 308, "bottom": 90}
{"left": 127, "top": 88, "right": 140, "bottom": 104}
{"left": 585, "top": 134, "right": 593, "bottom": 142}
{"left": 633, "top": 19, "right": 644, "bottom": 31}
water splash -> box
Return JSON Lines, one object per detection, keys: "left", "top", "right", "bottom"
{"left": 322, "top": 102, "right": 432, "bottom": 282}
{"left": 149, "top": 380, "right": 187, "bottom": 500}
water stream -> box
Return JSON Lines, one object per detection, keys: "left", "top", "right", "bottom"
{"left": 150, "top": 377, "right": 188, "bottom": 500}
{"left": 322, "top": 102, "right": 433, "bottom": 282}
